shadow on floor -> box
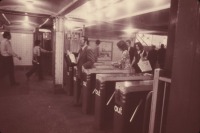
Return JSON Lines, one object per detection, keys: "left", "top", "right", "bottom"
{"left": 0, "top": 70, "right": 112, "bottom": 133}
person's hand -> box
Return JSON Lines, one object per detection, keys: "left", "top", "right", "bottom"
{"left": 18, "top": 56, "right": 22, "bottom": 60}
{"left": 111, "top": 62, "right": 119, "bottom": 67}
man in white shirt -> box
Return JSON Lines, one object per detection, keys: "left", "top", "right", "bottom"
{"left": 0, "top": 31, "right": 21, "bottom": 86}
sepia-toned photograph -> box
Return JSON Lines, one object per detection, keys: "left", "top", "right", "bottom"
{"left": 0, "top": 0, "right": 199, "bottom": 133}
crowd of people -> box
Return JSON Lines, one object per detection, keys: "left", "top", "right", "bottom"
{"left": 0, "top": 31, "right": 166, "bottom": 88}
{"left": 111, "top": 40, "right": 166, "bottom": 74}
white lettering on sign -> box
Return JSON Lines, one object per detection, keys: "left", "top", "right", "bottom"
{"left": 114, "top": 105, "right": 122, "bottom": 115}
{"left": 93, "top": 89, "right": 100, "bottom": 96}
{"left": 73, "top": 77, "right": 76, "bottom": 81}
{"left": 83, "top": 81, "right": 87, "bottom": 86}
{"left": 67, "top": 72, "right": 69, "bottom": 76}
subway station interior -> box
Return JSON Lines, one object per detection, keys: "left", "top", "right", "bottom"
{"left": 0, "top": 0, "right": 200, "bottom": 133}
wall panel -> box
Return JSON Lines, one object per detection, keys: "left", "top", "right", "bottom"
{"left": 11, "top": 33, "right": 33, "bottom": 66}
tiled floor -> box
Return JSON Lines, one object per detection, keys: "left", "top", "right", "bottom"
{"left": 0, "top": 69, "right": 112, "bottom": 133}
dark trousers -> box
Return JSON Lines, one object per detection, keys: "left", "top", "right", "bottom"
{"left": 133, "top": 64, "right": 142, "bottom": 73}
{"left": 26, "top": 57, "right": 43, "bottom": 80}
{"left": 0, "top": 56, "right": 16, "bottom": 85}
{"left": 75, "top": 77, "right": 82, "bottom": 104}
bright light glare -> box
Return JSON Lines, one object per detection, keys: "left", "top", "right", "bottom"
{"left": 153, "top": 0, "right": 162, "bottom": 6}
{"left": 64, "top": 20, "right": 86, "bottom": 31}
{"left": 26, "top": 4, "right": 34, "bottom": 9}
{"left": 39, "top": 29, "right": 51, "bottom": 33}
{"left": 85, "top": 1, "right": 93, "bottom": 13}
{"left": 105, "top": 7, "right": 116, "bottom": 18}
{"left": 125, "top": 0, "right": 135, "bottom": 12}
{"left": 96, "top": 12, "right": 104, "bottom": 20}
{"left": 65, "top": 21, "right": 75, "bottom": 30}
{"left": 24, "top": 16, "right": 29, "bottom": 22}
{"left": 95, "top": 0, "right": 104, "bottom": 9}
{"left": 124, "top": 81, "right": 132, "bottom": 87}
{"left": 23, "top": 23, "right": 30, "bottom": 28}
{"left": 124, "top": 28, "right": 137, "bottom": 34}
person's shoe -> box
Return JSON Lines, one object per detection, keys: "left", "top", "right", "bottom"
{"left": 11, "top": 82, "right": 20, "bottom": 87}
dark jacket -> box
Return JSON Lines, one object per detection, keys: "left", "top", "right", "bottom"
{"left": 129, "top": 47, "right": 135, "bottom": 63}
{"left": 77, "top": 46, "right": 95, "bottom": 78}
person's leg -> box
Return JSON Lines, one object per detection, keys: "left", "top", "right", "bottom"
{"left": 0, "top": 56, "right": 6, "bottom": 79}
{"left": 76, "top": 77, "right": 82, "bottom": 105}
{"left": 37, "top": 57, "right": 43, "bottom": 80}
{"left": 26, "top": 63, "right": 38, "bottom": 79}
{"left": 7, "top": 57, "right": 18, "bottom": 85}
{"left": 0, "top": 55, "right": 2, "bottom": 78}
{"left": 38, "top": 64, "right": 43, "bottom": 80}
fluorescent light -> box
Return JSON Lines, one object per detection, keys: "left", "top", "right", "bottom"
{"left": 123, "top": 28, "right": 138, "bottom": 34}
{"left": 24, "top": 16, "right": 29, "bottom": 22}
{"left": 23, "top": 23, "right": 31, "bottom": 28}
{"left": 25, "top": 0, "right": 34, "bottom": 9}
{"left": 39, "top": 29, "right": 51, "bottom": 33}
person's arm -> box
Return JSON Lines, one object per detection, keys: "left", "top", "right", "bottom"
{"left": 6, "top": 41, "right": 21, "bottom": 60}
{"left": 140, "top": 50, "right": 147, "bottom": 60}
{"left": 40, "top": 47, "right": 51, "bottom": 53}
{"left": 97, "top": 47, "right": 100, "bottom": 57}
{"left": 83, "top": 48, "right": 95, "bottom": 68}
{"left": 131, "top": 56, "right": 136, "bottom": 66}
{"left": 118, "top": 51, "right": 127, "bottom": 66}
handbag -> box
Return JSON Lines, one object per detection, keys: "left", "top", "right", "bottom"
{"left": 137, "top": 59, "right": 152, "bottom": 72}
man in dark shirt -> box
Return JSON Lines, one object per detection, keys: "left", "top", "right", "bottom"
{"left": 157, "top": 44, "right": 166, "bottom": 69}
{"left": 75, "top": 36, "right": 95, "bottom": 105}
{"left": 126, "top": 40, "right": 135, "bottom": 66}
{"left": 147, "top": 45, "right": 158, "bottom": 73}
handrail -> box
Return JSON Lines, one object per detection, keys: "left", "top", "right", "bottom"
{"left": 136, "top": 34, "right": 149, "bottom": 46}
{"left": 149, "top": 68, "right": 171, "bottom": 133}
{"left": 159, "top": 77, "right": 171, "bottom": 83}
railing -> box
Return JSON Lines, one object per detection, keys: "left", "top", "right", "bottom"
{"left": 149, "top": 69, "right": 171, "bottom": 133}
{"left": 136, "top": 34, "right": 150, "bottom": 46}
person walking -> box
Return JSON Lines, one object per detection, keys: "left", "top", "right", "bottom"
{"left": 0, "top": 31, "right": 22, "bottom": 86}
{"left": 26, "top": 40, "right": 51, "bottom": 81}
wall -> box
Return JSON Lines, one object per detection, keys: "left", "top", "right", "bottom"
{"left": 137, "top": 33, "right": 167, "bottom": 49}
{"left": 89, "top": 38, "right": 122, "bottom": 61}
{"left": 68, "top": 34, "right": 167, "bottom": 62}
{"left": 10, "top": 33, "right": 33, "bottom": 66}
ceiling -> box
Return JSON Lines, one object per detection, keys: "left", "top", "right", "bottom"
{"left": 0, "top": 0, "right": 171, "bottom": 37}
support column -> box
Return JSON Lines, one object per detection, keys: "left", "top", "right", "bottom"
{"left": 54, "top": 17, "right": 65, "bottom": 86}
{"left": 164, "top": 0, "right": 200, "bottom": 133}
{"left": 164, "top": 0, "right": 179, "bottom": 77}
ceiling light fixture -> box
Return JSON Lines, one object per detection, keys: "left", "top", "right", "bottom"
{"left": 123, "top": 28, "right": 138, "bottom": 34}
{"left": 25, "top": 0, "right": 34, "bottom": 9}
{"left": 24, "top": 16, "right": 29, "bottom": 22}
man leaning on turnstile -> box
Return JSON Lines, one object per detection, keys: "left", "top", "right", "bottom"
{"left": 75, "top": 36, "right": 95, "bottom": 106}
